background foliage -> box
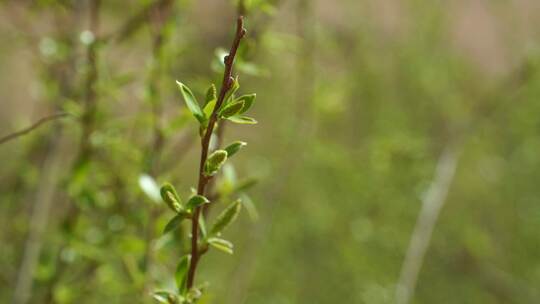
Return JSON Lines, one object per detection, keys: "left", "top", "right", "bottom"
{"left": 1, "top": 0, "right": 540, "bottom": 303}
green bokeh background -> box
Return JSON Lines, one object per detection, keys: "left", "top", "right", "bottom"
{"left": 1, "top": 0, "right": 540, "bottom": 303}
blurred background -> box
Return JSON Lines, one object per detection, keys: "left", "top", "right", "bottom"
{"left": 1, "top": 0, "right": 540, "bottom": 303}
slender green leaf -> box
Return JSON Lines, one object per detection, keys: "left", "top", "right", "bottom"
{"left": 240, "top": 193, "right": 259, "bottom": 221}
{"left": 176, "top": 81, "right": 205, "bottom": 124}
{"left": 175, "top": 254, "right": 191, "bottom": 294}
{"left": 225, "top": 115, "right": 257, "bottom": 124}
{"left": 160, "top": 183, "right": 183, "bottom": 213}
{"left": 152, "top": 291, "right": 177, "bottom": 304}
{"left": 163, "top": 213, "right": 190, "bottom": 234}
{"left": 207, "top": 237, "right": 234, "bottom": 254}
{"left": 218, "top": 100, "right": 245, "bottom": 118}
{"left": 199, "top": 216, "right": 208, "bottom": 240}
{"left": 185, "top": 195, "right": 210, "bottom": 210}
{"left": 210, "top": 199, "right": 242, "bottom": 235}
{"left": 204, "top": 150, "right": 228, "bottom": 176}
{"left": 236, "top": 94, "right": 256, "bottom": 114}
{"left": 223, "top": 141, "right": 247, "bottom": 158}
{"left": 203, "top": 99, "right": 216, "bottom": 118}
{"left": 223, "top": 77, "right": 240, "bottom": 104}
{"left": 234, "top": 178, "right": 258, "bottom": 192}
{"left": 204, "top": 84, "right": 217, "bottom": 106}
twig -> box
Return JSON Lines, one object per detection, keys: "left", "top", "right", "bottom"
{"left": 0, "top": 113, "right": 69, "bottom": 145}
{"left": 394, "top": 60, "right": 535, "bottom": 304}
{"left": 42, "top": 1, "right": 102, "bottom": 300}
{"left": 186, "top": 16, "right": 247, "bottom": 289}
{"left": 103, "top": 0, "right": 171, "bottom": 44}
{"left": 203, "top": 0, "right": 249, "bottom": 219}
{"left": 11, "top": 133, "right": 68, "bottom": 304}
{"left": 395, "top": 144, "right": 461, "bottom": 304}
{"left": 142, "top": 0, "right": 174, "bottom": 295}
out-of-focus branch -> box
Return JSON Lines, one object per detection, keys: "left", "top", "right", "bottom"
{"left": 141, "top": 0, "right": 174, "bottom": 295}
{"left": 0, "top": 113, "right": 69, "bottom": 145}
{"left": 395, "top": 59, "right": 536, "bottom": 304}
{"left": 103, "top": 0, "right": 172, "bottom": 44}
{"left": 395, "top": 143, "right": 461, "bottom": 304}
{"left": 11, "top": 133, "right": 69, "bottom": 304}
{"left": 42, "top": 1, "right": 102, "bottom": 300}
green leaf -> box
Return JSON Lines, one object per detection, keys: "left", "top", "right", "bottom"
{"left": 176, "top": 81, "right": 205, "bottom": 124}
{"left": 223, "top": 77, "right": 240, "bottom": 103}
{"left": 203, "top": 99, "right": 216, "bottom": 118}
{"left": 204, "top": 150, "right": 228, "bottom": 176}
{"left": 138, "top": 174, "right": 161, "bottom": 203}
{"left": 207, "top": 237, "right": 234, "bottom": 254}
{"left": 199, "top": 216, "right": 208, "bottom": 240}
{"left": 160, "top": 183, "right": 183, "bottom": 213}
{"left": 204, "top": 84, "right": 217, "bottom": 106}
{"left": 152, "top": 291, "right": 177, "bottom": 304}
{"left": 175, "top": 254, "right": 191, "bottom": 294}
{"left": 185, "top": 195, "right": 210, "bottom": 210}
{"left": 225, "top": 115, "right": 257, "bottom": 124}
{"left": 240, "top": 193, "right": 259, "bottom": 221}
{"left": 234, "top": 178, "right": 258, "bottom": 192}
{"left": 218, "top": 100, "right": 245, "bottom": 118}
{"left": 210, "top": 199, "right": 242, "bottom": 235}
{"left": 236, "top": 94, "right": 256, "bottom": 114}
{"left": 186, "top": 287, "right": 203, "bottom": 303}
{"left": 163, "top": 213, "right": 190, "bottom": 234}
{"left": 223, "top": 141, "right": 247, "bottom": 158}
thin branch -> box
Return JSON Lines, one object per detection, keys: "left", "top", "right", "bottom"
{"left": 42, "top": 1, "right": 102, "bottom": 300}
{"left": 394, "top": 60, "right": 535, "bottom": 304}
{"left": 11, "top": 134, "right": 68, "bottom": 304}
{"left": 0, "top": 113, "right": 69, "bottom": 145}
{"left": 395, "top": 144, "right": 461, "bottom": 304}
{"left": 142, "top": 0, "right": 174, "bottom": 295}
{"left": 103, "top": 0, "right": 171, "bottom": 44}
{"left": 203, "top": 1, "right": 249, "bottom": 219}
{"left": 186, "top": 16, "right": 247, "bottom": 289}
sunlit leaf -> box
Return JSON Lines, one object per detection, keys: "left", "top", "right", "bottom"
{"left": 185, "top": 195, "right": 210, "bottom": 210}
{"left": 203, "top": 99, "right": 216, "bottom": 118}
{"left": 175, "top": 254, "right": 191, "bottom": 294}
{"left": 235, "top": 94, "right": 256, "bottom": 114}
{"left": 208, "top": 237, "right": 234, "bottom": 254}
{"left": 223, "top": 77, "right": 240, "bottom": 104}
{"left": 160, "top": 183, "right": 183, "bottom": 213}
{"left": 204, "top": 150, "right": 228, "bottom": 176}
{"left": 176, "top": 81, "right": 205, "bottom": 124}
{"left": 225, "top": 115, "right": 257, "bottom": 124}
{"left": 139, "top": 174, "right": 161, "bottom": 203}
{"left": 219, "top": 100, "right": 245, "bottom": 118}
{"left": 152, "top": 291, "right": 177, "bottom": 304}
{"left": 210, "top": 199, "right": 242, "bottom": 235}
{"left": 204, "top": 84, "right": 217, "bottom": 106}
{"left": 163, "top": 213, "right": 190, "bottom": 234}
{"left": 223, "top": 141, "right": 247, "bottom": 158}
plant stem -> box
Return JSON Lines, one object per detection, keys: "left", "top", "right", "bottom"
{"left": 142, "top": 0, "right": 174, "bottom": 295}
{"left": 186, "top": 16, "right": 246, "bottom": 290}
{"left": 43, "top": 1, "right": 101, "bottom": 300}
{"left": 395, "top": 143, "right": 461, "bottom": 304}
{"left": 0, "top": 112, "right": 70, "bottom": 145}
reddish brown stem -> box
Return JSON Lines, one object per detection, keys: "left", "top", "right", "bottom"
{"left": 186, "top": 16, "right": 246, "bottom": 290}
